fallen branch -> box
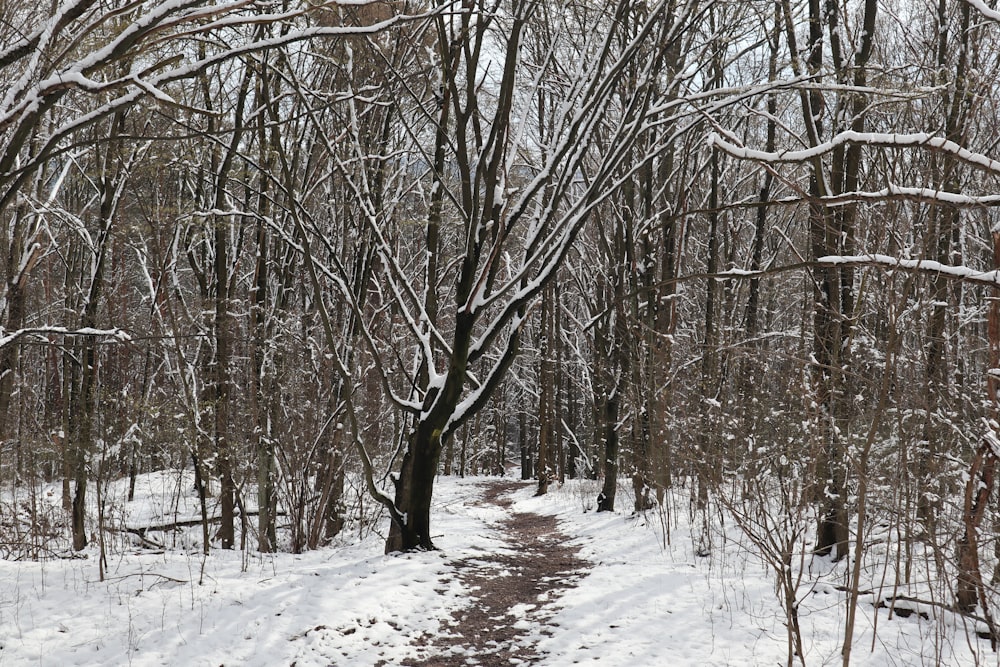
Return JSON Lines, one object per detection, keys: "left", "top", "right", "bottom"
{"left": 122, "top": 509, "right": 285, "bottom": 536}
{"left": 875, "top": 595, "right": 994, "bottom": 641}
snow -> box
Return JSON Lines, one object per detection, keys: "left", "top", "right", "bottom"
{"left": 818, "top": 253, "right": 1000, "bottom": 287}
{"left": 715, "top": 267, "right": 759, "bottom": 277}
{"left": 709, "top": 130, "right": 1000, "bottom": 174}
{"left": 0, "top": 473, "right": 994, "bottom": 665}
{"left": 0, "top": 326, "right": 130, "bottom": 351}
{"left": 0, "top": 472, "right": 472, "bottom": 667}
{"left": 969, "top": 0, "right": 1000, "bottom": 23}
{"left": 788, "top": 185, "right": 1000, "bottom": 208}
{"left": 509, "top": 481, "right": 996, "bottom": 666}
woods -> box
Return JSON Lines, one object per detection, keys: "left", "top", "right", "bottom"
{"left": 9, "top": 0, "right": 1000, "bottom": 661}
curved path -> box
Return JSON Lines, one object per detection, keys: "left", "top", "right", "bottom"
{"left": 405, "top": 480, "right": 586, "bottom": 666}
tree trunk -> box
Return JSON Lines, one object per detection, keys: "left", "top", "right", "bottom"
{"left": 0, "top": 203, "right": 39, "bottom": 444}
{"left": 920, "top": 0, "right": 973, "bottom": 533}
{"left": 214, "top": 211, "right": 235, "bottom": 550}
{"left": 70, "top": 113, "right": 122, "bottom": 550}
{"left": 537, "top": 284, "right": 554, "bottom": 496}
{"left": 955, "top": 231, "right": 1000, "bottom": 630}
{"left": 698, "top": 145, "right": 721, "bottom": 507}
{"left": 386, "top": 425, "right": 442, "bottom": 552}
{"left": 597, "top": 390, "right": 620, "bottom": 512}
{"left": 519, "top": 410, "right": 532, "bottom": 480}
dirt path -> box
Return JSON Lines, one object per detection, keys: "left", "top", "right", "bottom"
{"left": 404, "top": 480, "right": 586, "bottom": 666}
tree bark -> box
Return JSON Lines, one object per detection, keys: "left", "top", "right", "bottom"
{"left": 597, "top": 389, "right": 620, "bottom": 513}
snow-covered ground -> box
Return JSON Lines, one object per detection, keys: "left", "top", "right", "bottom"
{"left": 511, "top": 483, "right": 996, "bottom": 667}
{"left": 0, "top": 472, "right": 995, "bottom": 666}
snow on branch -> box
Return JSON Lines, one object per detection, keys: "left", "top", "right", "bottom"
{"left": 967, "top": 0, "right": 1000, "bottom": 23}
{"left": 0, "top": 326, "right": 131, "bottom": 352}
{"left": 0, "top": 3, "right": 426, "bottom": 162}
{"left": 709, "top": 130, "right": 1000, "bottom": 174}
{"left": 817, "top": 254, "right": 1000, "bottom": 287}
{"left": 784, "top": 185, "right": 1000, "bottom": 208}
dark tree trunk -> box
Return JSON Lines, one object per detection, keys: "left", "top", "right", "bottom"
{"left": 0, "top": 202, "right": 39, "bottom": 444}
{"left": 318, "top": 445, "right": 345, "bottom": 544}
{"left": 214, "top": 212, "right": 235, "bottom": 551}
{"left": 697, "top": 146, "right": 721, "bottom": 507}
{"left": 0, "top": 263, "right": 26, "bottom": 440}
{"left": 955, "top": 232, "right": 1000, "bottom": 629}
{"left": 251, "top": 135, "right": 276, "bottom": 552}
{"left": 920, "top": 0, "right": 972, "bottom": 532}
{"left": 537, "top": 285, "right": 554, "bottom": 496}
{"left": 519, "top": 410, "right": 532, "bottom": 480}
{"left": 386, "top": 425, "right": 442, "bottom": 552}
{"left": 70, "top": 114, "right": 121, "bottom": 550}
{"left": 597, "top": 391, "right": 620, "bottom": 512}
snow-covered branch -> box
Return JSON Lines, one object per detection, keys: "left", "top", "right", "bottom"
{"left": 967, "top": 0, "right": 1000, "bottom": 23}
{"left": 709, "top": 130, "right": 1000, "bottom": 174}
{"left": 784, "top": 186, "right": 1000, "bottom": 208}
{"left": 816, "top": 254, "right": 1000, "bottom": 287}
{"left": 0, "top": 326, "right": 131, "bottom": 352}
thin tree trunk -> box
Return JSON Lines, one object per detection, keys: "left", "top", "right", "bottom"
{"left": 519, "top": 410, "right": 531, "bottom": 480}
{"left": 537, "top": 284, "right": 553, "bottom": 496}
{"left": 954, "top": 233, "right": 1000, "bottom": 638}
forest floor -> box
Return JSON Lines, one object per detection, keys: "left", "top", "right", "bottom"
{"left": 401, "top": 480, "right": 587, "bottom": 666}
{"left": 0, "top": 472, "right": 997, "bottom": 666}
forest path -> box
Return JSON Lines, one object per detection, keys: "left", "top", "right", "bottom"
{"left": 403, "top": 479, "right": 587, "bottom": 666}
